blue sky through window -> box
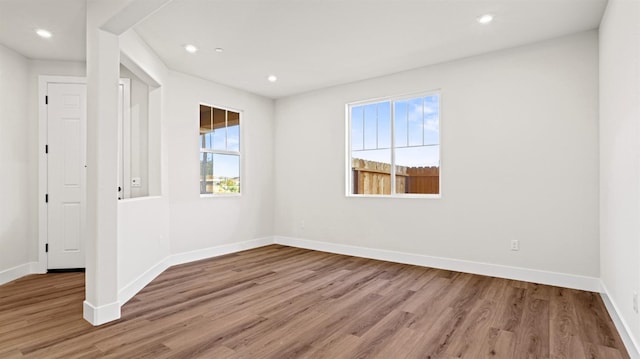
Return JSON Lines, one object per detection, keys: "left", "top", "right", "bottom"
{"left": 351, "top": 94, "right": 439, "bottom": 168}
{"left": 214, "top": 153, "right": 239, "bottom": 179}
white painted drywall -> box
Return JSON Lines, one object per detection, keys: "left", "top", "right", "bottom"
{"left": 116, "top": 29, "right": 171, "bottom": 296}
{"left": 274, "top": 31, "right": 599, "bottom": 278}
{"left": 599, "top": 0, "right": 640, "bottom": 349}
{"left": 0, "top": 44, "right": 30, "bottom": 276}
{"left": 85, "top": 3, "right": 122, "bottom": 323}
{"left": 116, "top": 28, "right": 275, "bottom": 307}
{"left": 84, "top": 0, "right": 170, "bottom": 325}
{"left": 165, "top": 71, "right": 275, "bottom": 255}
{"left": 117, "top": 197, "right": 170, "bottom": 293}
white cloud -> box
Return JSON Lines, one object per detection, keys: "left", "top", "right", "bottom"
{"left": 423, "top": 118, "right": 439, "bottom": 132}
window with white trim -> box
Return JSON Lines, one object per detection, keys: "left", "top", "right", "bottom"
{"left": 199, "top": 104, "right": 241, "bottom": 195}
{"left": 348, "top": 92, "right": 440, "bottom": 197}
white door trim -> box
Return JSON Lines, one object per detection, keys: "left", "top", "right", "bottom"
{"left": 118, "top": 78, "right": 131, "bottom": 200}
{"left": 38, "top": 76, "right": 87, "bottom": 273}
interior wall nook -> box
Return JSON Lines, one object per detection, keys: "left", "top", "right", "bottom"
{"left": 118, "top": 62, "right": 157, "bottom": 199}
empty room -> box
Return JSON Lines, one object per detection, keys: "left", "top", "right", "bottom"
{"left": 0, "top": 0, "right": 639, "bottom": 357}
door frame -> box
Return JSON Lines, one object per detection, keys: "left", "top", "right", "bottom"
{"left": 118, "top": 78, "right": 132, "bottom": 200}
{"left": 38, "top": 76, "right": 87, "bottom": 273}
{"left": 39, "top": 76, "right": 132, "bottom": 271}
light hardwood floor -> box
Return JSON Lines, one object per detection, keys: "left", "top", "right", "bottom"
{"left": 0, "top": 245, "right": 630, "bottom": 358}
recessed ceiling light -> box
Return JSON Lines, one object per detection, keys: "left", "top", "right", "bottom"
{"left": 477, "top": 14, "right": 494, "bottom": 24}
{"left": 35, "top": 29, "right": 52, "bottom": 39}
{"left": 267, "top": 75, "right": 278, "bottom": 83}
{"left": 215, "top": 48, "right": 224, "bottom": 53}
{"left": 184, "top": 44, "right": 198, "bottom": 53}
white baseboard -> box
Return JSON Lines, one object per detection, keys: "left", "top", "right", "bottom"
{"left": 0, "top": 262, "right": 41, "bottom": 286}
{"left": 274, "top": 236, "right": 602, "bottom": 292}
{"left": 83, "top": 300, "right": 121, "bottom": 326}
{"left": 168, "top": 236, "right": 274, "bottom": 267}
{"left": 116, "top": 236, "right": 275, "bottom": 308}
{"left": 600, "top": 283, "right": 640, "bottom": 359}
{"left": 118, "top": 259, "right": 170, "bottom": 305}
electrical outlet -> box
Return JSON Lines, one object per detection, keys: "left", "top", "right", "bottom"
{"left": 510, "top": 240, "right": 519, "bottom": 251}
{"left": 633, "top": 292, "right": 638, "bottom": 314}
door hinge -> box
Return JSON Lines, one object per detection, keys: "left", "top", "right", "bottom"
{"left": 45, "top": 96, "right": 48, "bottom": 105}
{"left": 45, "top": 243, "right": 48, "bottom": 253}
{"left": 45, "top": 144, "right": 48, "bottom": 154}
{"left": 45, "top": 194, "right": 48, "bottom": 203}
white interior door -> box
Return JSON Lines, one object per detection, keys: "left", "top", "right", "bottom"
{"left": 47, "top": 83, "right": 87, "bottom": 269}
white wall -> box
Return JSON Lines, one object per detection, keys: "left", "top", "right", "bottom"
{"left": 600, "top": 0, "right": 640, "bottom": 351}
{"left": 85, "top": 7, "right": 121, "bottom": 323}
{"left": 0, "top": 44, "right": 30, "bottom": 280}
{"left": 0, "top": 53, "right": 82, "bottom": 281}
{"left": 116, "top": 29, "right": 170, "bottom": 304}
{"left": 166, "top": 71, "right": 275, "bottom": 255}
{"left": 274, "top": 31, "right": 600, "bottom": 278}
{"left": 0, "top": 54, "right": 86, "bottom": 283}
{"left": 115, "top": 28, "right": 276, "bottom": 308}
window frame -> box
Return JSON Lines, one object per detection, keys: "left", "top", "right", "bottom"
{"left": 345, "top": 90, "right": 442, "bottom": 199}
{"left": 199, "top": 102, "right": 243, "bottom": 198}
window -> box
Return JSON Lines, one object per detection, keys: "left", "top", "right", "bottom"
{"left": 348, "top": 92, "right": 440, "bottom": 197}
{"left": 199, "top": 104, "right": 241, "bottom": 195}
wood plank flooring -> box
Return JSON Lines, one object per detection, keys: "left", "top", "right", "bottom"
{"left": 0, "top": 245, "right": 630, "bottom": 358}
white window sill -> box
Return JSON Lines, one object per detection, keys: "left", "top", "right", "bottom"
{"left": 200, "top": 193, "right": 242, "bottom": 198}
{"left": 346, "top": 194, "right": 441, "bottom": 199}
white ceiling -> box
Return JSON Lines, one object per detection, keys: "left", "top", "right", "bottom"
{"left": 0, "top": 0, "right": 86, "bottom": 61}
{"left": 134, "top": 0, "right": 607, "bottom": 98}
{"left": 0, "top": 0, "right": 607, "bottom": 98}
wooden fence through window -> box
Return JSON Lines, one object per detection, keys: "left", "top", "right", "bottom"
{"left": 352, "top": 158, "right": 439, "bottom": 195}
